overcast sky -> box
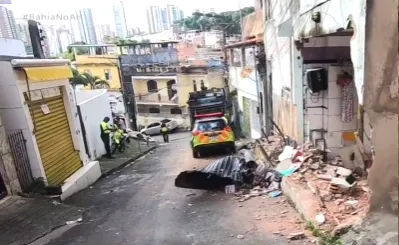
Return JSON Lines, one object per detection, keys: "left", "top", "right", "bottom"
{"left": 7, "top": 0, "right": 252, "bottom": 31}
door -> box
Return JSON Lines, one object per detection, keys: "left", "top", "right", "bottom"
{"left": 0, "top": 173, "right": 7, "bottom": 200}
{"left": 26, "top": 88, "right": 82, "bottom": 187}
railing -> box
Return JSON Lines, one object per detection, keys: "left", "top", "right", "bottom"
{"left": 8, "top": 130, "right": 34, "bottom": 193}
{"left": 136, "top": 93, "right": 178, "bottom": 104}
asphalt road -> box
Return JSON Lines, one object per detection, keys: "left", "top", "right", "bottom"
{"left": 46, "top": 132, "right": 311, "bottom": 245}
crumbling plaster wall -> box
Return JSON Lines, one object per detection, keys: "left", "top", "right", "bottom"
{"left": 363, "top": 0, "right": 398, "bottom": 211}
{"left": 0, "top": 116, "right": 21, "bottom": 195}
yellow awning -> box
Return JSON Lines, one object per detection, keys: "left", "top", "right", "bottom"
{"left": 23, "top": 66, "right": 73, "bottom": 82}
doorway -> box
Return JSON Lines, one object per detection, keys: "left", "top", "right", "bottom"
{"left": 0, "top": 166, "right": 7, "bottom": 199}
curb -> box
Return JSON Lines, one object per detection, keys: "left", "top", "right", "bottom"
{"left": 256, "top": 145, "right": 319, "bottom": 224}
{"left": 100, "top": 146, "right": 156, "bottom": 178}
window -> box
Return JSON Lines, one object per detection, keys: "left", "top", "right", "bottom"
{"left": 149, "top": 107, "right": 160, "bottom": 113}
{"left": 104, "top": 69, "right": 112, "bottom": 80}
{"left": 147, "top": 80, "right": 158, "bottom": 92}
{"left": 167, "top": 80, "right": 177, "bottom": 99}
{"left": 147, "top": 122, "right": 160, "bottom": 128}
{"left": 195, "top": 119, "right": 227, "bottom": 132}
{"left": 170, "top": 108, "right": 182, "bottom": 114}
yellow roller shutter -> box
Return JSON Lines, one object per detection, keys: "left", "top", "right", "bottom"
{"left": 27, "top": 92, "right": 82, "bottom": 187}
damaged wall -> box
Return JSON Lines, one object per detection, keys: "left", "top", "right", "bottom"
{"left": 0, "top": 115, "right": 21, "bottom": 195}
{"left": 363, "top": 0, "right": 398, "bottom": 211}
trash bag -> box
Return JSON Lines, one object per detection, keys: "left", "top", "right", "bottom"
{"left": 175, "top": 150, "right": 258, "bottom": 190}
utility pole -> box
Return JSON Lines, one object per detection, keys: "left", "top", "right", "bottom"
{"left": 117, "top": 48, "right": 138, "bottom": 131}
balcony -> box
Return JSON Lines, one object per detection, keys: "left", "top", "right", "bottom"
{"left": 136, "top": 92, "right": 178, "bottom": 105}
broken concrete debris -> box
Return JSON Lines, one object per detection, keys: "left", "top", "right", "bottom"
{"left": 264, "top": 139, "right": 370, "bottom": 234}
{"left": 287, "top": 232, "right": 305, "bottom": 240}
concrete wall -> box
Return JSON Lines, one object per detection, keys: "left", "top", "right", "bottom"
{"left": 363, "top": 0, "right": 398, "bottom": 211}
{"left": 76, "top": 90, "right": 113, "bottom": 160}
{"left": 0, "top": 63, "right": 91, "bottom": 183}
{"left": 0, "top": 116, "right": 21, "bottom": 195}
{"left": 0, "top": 39, "right": 27, "bottom": 57}
{"left": 229, "top": 66, "right": 261, "bottom": 139}
{"left": 0, "top": 61, "right": 44, "bottom": 179}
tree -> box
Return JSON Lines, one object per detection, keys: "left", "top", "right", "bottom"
{"left": 81, "top": 72, "right": 110, "bottom": 89}
{"left": 177, "top": 7, "right": 255, "bottom": 35}
{"left": 70, "top": 68, "right": 88, "bottom": 87}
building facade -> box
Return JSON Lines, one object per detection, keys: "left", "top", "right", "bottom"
{"left": 262, "top": 0, "right": 397, "bottom": 211}
{"left": 71, "top": 45, "right": 121, "bottom": 91}
{"left": 0, "top": 58, "right": 101, "bottom": 200}
{"left": 113, "top": 1, "right": 128, "bottom": 38}
{"left": 77, "top": 8, "right": 97, "bottom": 44}
{"left": 0, "top": 6, "right": 17, "bottom": 39}
{"left": 147, "top": 6, "right": 163, "bottom": 34}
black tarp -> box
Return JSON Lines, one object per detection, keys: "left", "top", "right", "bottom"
{"left": 175, "top": 150, "right": 258, "bottom": 190}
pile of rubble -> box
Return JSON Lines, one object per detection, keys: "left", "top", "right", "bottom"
{"left": 271, "top": 141, "right": 370, "bottom": 234}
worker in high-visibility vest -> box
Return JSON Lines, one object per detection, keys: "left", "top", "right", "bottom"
{"left": 160, "top": 123, "right": 170, "bottom": 143}
{"left": 100, "top": 117, "right": 114, "bottom": 159}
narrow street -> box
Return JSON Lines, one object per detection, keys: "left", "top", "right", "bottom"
{"left": 45, "top": 132, "right": 311, "bottom": 245}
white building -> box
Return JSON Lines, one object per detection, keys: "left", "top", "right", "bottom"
{"left": 0, "top": 6, "right": 17, "bottom": 39}
{"left": 147, "top": 6, "right": 163, "bottom": 33}
{"left": 113, "top": 1, "right": 128, "bottom": 38}
{"left": 77, "top": 8, "right": 97, "bottom": 44}
{"left": 0, "top": 56, "right": 101, "bottom": 200}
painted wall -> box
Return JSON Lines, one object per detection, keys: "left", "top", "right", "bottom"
{"left": 229, "top": 66, "right": 261, "bottom": 139}
{"left": 0, "top": 61, "right": 44, "bottom": 179}
{"left": 133, "top": 77, "right": 176, "bottom": 103}
{"left": 76, "top": 90, "right": 113, "bottom": 160}
{"left": 0, "top": 62, "right": 91, "bottom": 182}
{"left": 76, "top": 64, "right": 121, "bottom": 90}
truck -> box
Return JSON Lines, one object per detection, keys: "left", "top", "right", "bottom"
{"left": 187, "top": 87, "right": 229, "bottom": 129}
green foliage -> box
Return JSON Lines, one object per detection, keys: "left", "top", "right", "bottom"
{"left": 67, "top": 41, "right": 89, "bottom": 55}
{"left": 177, "top": 7, "right": 255, "bottom": 35}
{"left": 305, "top": 222, "right": 343, "bottom": 245}
{"left": 104, "top": 36, "right": 139, "bottom": 45}
{"left": 69, "top": 68, "right": 110, "bottom": 89}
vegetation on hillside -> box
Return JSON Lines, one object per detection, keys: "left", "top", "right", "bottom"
{"left": 177, "top": 7, "right": 255, "bottom": 35}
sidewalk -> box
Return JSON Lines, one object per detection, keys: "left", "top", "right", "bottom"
{"left": 0, "top": 196, "right": 84, "bottom": 245}
{"left": 99, "top": 139, "right": 156, "bottom": 176}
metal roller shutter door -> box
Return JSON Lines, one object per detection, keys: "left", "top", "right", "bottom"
{"left": 28, "top": 93, "right": 82, "bottom": 186}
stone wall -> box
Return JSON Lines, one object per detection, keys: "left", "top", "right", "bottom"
{"left": 0, "top": 116, "right": 21, "bottom": 195}
{"left": 364, "top": 0, "right": 398, "bottom": 211}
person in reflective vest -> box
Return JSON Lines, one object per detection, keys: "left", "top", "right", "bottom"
{"left": 112, "top": 127, "right": 124, "bottom": 152}
{"left": 160, "top": 123, "right": 169, "bottom": 143}
{"left": 100, "top": 117, "right": 114, "bottom": 159}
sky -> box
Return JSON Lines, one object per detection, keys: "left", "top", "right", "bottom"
{"left": 6, "top": 0, "right": 252, "bottom": 32}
